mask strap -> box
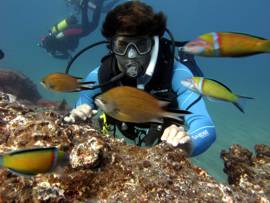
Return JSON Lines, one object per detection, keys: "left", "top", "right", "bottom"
{"left": 137, "top": 36, "right": 159, "bottom": 89}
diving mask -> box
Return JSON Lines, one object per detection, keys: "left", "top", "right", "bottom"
{"left": 112, "top": 36, "right": 153, "bottom": 56}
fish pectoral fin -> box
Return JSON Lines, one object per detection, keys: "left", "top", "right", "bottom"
{"left": 78, "top": 86, "right": 94, "bottom": 91}
{"left": 206, "top": 96, "right": 223, "bottom": 103}
{"left": 8, "top": 168, "right": 37, "bottom": 177}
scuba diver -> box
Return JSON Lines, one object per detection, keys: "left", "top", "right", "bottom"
{"left": 39, "top": 0, "right": 104, "bottom": 60}
{"left": 64, "top": 1, "right": 216, "bottom": 157}
{"left": 0, "top": 49, "right": 4, "bottom": 60}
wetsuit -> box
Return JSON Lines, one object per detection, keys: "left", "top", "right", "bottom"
{"left": 75, "top": 60, "right": 216, "bottom": 157}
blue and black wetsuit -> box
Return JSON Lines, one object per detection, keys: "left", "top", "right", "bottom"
{"left": 75, "top": 59, "right": 216, "bottom": 157}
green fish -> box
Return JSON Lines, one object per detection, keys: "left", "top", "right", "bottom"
{"left": 181, "top": 77, "right": 254, "bottom": 113}
{"left": 0, "top": 147, "right": 68, "bottom": 176}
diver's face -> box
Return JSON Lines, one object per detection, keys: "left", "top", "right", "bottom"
{"left": 112, "top": 35, "right": 153, "bottom": 78}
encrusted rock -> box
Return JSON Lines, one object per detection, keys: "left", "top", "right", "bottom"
{"left": 0, "top": 94, "right": 269, "bottom": 202}
{"left": 0, "top": 69, "right": 41, "bottom": 103}
{"left": 70, "top": 136, "right": 105, "bottom": 169}
{"left": 221, "top": 144, "right": 270, "bottom": 201}
{"left": 33, "top": 182, "right": 65, "bottom": 201}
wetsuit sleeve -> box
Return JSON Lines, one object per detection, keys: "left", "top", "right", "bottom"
{"left": 171, "top": 61, "right": 216, "bottom": 157}
{"left": 75, "top": 67, "right": 102, "bottom": 108}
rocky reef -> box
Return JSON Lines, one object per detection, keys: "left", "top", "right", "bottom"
{"left": 0, "top": 69, "right": 42, "bottom": 104}
{"left": 0, "top": 92, "right": 269, "bottom": 202}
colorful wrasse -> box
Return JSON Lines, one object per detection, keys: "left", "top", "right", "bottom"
{"left": 0, "top": 147, "right": 67, "bottom": 176}
{"left": 182, "top": 32, "right": 270, "bottom": 57}
{"left": 94, "top": 86, "right": 191, "bottom": 123}
{"left": 41, "top": 73, "right": 95, "bottom": 92}
{"left": 181, "top": 77, "right": 254, "bottom": 113}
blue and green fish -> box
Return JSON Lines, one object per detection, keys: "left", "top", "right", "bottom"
{"left": 0, "top": 146, "right": 68, "bottom": 176}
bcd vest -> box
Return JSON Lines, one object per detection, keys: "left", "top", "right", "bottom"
{"left": 97, "top": 38, "right": 203, "bottom": 146}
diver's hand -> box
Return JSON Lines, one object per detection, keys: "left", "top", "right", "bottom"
{"left": 64, "top": 104, "right": 97, "bottom": 123}
{"left": 161, "top": 124, "right": 191, "bottom": 147}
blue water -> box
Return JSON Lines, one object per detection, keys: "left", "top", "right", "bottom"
{"left": 0, "top": 0, "right": 269, "bottom": 182}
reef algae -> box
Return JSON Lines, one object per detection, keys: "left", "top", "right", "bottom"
{"left": 0, "top": 92, "right": 269, "bottom": 202}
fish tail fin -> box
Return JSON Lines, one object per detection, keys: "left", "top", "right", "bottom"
{"left": 163, "top": 109, "right": 191, "bottom": 122}
{"left": 234, "top": 95, "right": 254, "bottom": 113}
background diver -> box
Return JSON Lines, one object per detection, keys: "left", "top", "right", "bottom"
{"left": 38, "top": 0, "right": 105, "bottom": 60}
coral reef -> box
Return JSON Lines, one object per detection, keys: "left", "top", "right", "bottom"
{"left": 0, "top": 92, "right": 269, "bottom": 202}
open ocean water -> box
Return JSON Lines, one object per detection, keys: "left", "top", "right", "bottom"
{"left": 0, "top": 0, "right": 269, "bottom": 182}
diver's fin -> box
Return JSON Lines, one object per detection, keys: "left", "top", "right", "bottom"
{"left": 8, "top": 168, "right": 37, "bottom": 177}
{"left": 234, "top": 95, "right": 254, "bottom": 113}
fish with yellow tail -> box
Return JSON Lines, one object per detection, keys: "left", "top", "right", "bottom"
{"left": 41, "top": 73, "right": 95, "bottom": 92}
{"left": 0, "top": 147, "right": 68, "bottom": 176}
{"left": 182, "top": 32, "right": 270, "bottom": 57}
{"left": 94, "top": 86, "right": 191, "bottom": 124}
{"left": 181, "top": 77, "right": 254, "bottom": 113}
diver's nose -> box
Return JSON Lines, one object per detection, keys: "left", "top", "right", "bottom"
{"left": 127, "top": 47, "right": 138, "bottom": 59}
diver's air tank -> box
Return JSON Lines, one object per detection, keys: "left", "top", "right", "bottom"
{"left": 51, "top": 15, "right": 78, "bottom": 34}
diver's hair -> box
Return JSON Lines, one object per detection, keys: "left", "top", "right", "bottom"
{"left": 102, "top": 1, "right": 167, "bottom": 38}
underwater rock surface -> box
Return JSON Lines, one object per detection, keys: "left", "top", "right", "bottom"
{"left": 0, "top": 92, "right": 269, "bottom": 202}
{"left": 0, "top": 69, "right": 70, "bottom": 112}
{"left": 0, "top": 69, "right": 41, "bottom": 103}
